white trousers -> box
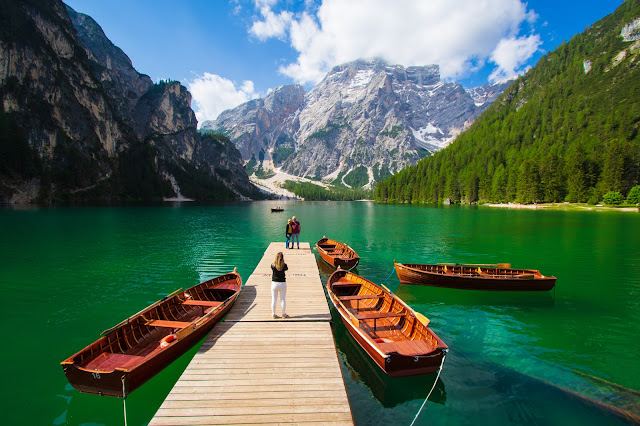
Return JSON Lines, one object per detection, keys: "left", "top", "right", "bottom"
{"left": 271, "top": 281, "right": 287, "bottom": 315}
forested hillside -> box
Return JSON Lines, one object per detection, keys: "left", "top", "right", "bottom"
{"left": 375, "top": 1, "right": 640, "bottom": 204}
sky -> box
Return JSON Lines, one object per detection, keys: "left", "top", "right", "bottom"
{"left": 64, "top": 0, "right": 624, "bottom": 125}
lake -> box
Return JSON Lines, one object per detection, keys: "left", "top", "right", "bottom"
{"left": 1, "top": 201, "right": 639, "bottom": 425}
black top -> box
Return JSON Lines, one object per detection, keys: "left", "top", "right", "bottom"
{"left": 271, "top": 264, "right": 288, "bottom": 282}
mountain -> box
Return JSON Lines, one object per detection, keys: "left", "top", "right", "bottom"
{"left": 0, "top": 0, "right": 259, "bottom": 203}
{"left": 374, "top": 1, "right": 640, "bottom": 204}
{"left": 205, "top": 84, "right": 306, "bottom": 163}
{"left": 202, "top": 59, "right": 512, "bottom": 188}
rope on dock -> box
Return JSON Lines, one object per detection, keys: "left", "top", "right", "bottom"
{"left": 410, "top": 349, "right": 448, "bottom": 426}
{"left": 122, "top": 376, "right": 128, "bottom": 426}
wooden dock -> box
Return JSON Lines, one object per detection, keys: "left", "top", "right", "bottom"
{"left": 149, "top": 242, "right": 353, "bottom": 425}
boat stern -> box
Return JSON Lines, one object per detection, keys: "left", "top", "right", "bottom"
{"left": 61, "top": 362, "right": 129, "bottom": 397}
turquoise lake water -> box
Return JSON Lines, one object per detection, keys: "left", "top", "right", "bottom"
{"left": 1, "top": 201, "right": 639, "bottom": 425}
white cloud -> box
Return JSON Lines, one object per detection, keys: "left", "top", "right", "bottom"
{"left": 248, "top": 0, "right": 542, "bottom": 86}
{"left": 249, "top": 7, "right": 293, "bottom": 41}
{"left": 489, "top": 34, "right": 542, "bottom": 81}
{"left": 188, "top": 73, "right": 259, "bottom": 125}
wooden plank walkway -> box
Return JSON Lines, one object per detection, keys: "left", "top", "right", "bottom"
{"left": 149, "top": 242, "right": 353, "bottom": 425}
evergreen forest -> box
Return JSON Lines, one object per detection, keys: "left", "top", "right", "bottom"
{"left": 375, "top": 1, "right": 640, "bottom": 205}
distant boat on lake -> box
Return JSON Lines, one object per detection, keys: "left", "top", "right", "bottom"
{"left": 316, "top": 236, "right": 360, "bottom": 270}
{"left": 394, "top": 261, "right": 556, "bottom": 291}
{"left": 327, "top": 269, "right": 447, "bottom": 377}
{"left": 271, "top": 207, "right": 284, "bottom": 212}
{"left": 61, "top": 270, "right": 242, "bottom": 397}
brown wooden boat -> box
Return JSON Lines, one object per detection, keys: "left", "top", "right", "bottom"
{"left": 394, "top": 261, "right": 556, "bottom": 291}
{"left": 271, "top": 207, "right": 284, "bottom": 212}
{"left": 316, "top": 237, "right": 360, "bottom": 270}
{"left": 327, "top": 269, "right": 448, "bottom": 377}
{"left": 61, "top": 270, "right": 242, "bottom": 397}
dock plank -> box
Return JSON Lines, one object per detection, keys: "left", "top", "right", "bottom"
{"left": 149, "top": 242, "right": 353, "bottom": 426}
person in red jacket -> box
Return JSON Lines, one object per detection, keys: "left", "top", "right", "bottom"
{"left": 291, "top": 216, "right": 301, "bottom": 249}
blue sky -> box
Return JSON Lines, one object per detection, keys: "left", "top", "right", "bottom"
{"left": 64, "top": 0, "right": 623, "bottom": 124}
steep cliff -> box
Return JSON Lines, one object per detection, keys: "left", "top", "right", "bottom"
{"left": 0, "top": 0, "right": 258, "bottom": 203}
{"left": 203, "top": 84, "right": 306, "bottom": 163}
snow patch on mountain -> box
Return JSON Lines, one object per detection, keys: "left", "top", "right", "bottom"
{"left": 350, "top": 69, "right": 375, "bottom": 88}
{"left": 411, "top": 126, "right": 448, "bottom": 150}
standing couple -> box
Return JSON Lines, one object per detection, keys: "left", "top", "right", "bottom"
{"left": 285, "top": 216, "right": 301, "bottom": 249}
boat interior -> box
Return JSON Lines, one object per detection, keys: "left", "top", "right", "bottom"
{"left": 70, "top": 276, "right": 239, "bottom": 372}
{"left": 330, "top": 273, "right": 438, "bottom": 356}
{"left": 318, "top": 242, "right": 337, "bottom": 251}
{"left": 319, "top": 239, "right": 358, "bottom": 260}
{"left": 409, "top": 264, "right": 542, "bottom": 279}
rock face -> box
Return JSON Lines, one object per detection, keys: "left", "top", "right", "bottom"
{"left": 0, "top": 0, "right": 258, "bottom": 203}
{"left": 203, "top": 59, "right": 512, "bottom": 187}
{"left": 203, "top": 85, "right": 306, "bottom": 161}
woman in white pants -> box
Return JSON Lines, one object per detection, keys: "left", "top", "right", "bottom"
{"left": 271, "top": 252, "right": 288, "bottom": 318}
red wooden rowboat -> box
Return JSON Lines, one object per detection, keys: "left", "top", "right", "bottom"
{"left": 327, "top": 269, "right": 448, "bottom": 377}
{"left": 394, "top": 261, "right": 556, "bottom": 291}
{"left": 316, "top": 236, "right": 360, "bottom": 270}
{"left": 61, "top": 270, "right": 242, "bottom": 397}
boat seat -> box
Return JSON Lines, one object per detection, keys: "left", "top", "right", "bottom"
{"left": 145, "top": 319, "right": 192, "bottom": 329}
{"left": 338, "top": 294, "right": 384, "bottom": 301}
{"left": 84, "top": 352, "right": 146, "bottom": 371}
{"left": 331, "top": 282, "right": 359, "bottom": 287}
{"left": 182, "top": 300, "right": 223, "bottom": 307}
{"left": 339, "top": 294, "right": 384, "bottom": 310}
{"left": 356, "top": 312, "right": 406, "bottom": 320}
{"left": 356, "top": 311, "right": 406, "bottom": 331}
{"left": 377, "top": 340, "right": 433, "bottom": 356}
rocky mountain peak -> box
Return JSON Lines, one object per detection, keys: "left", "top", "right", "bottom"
{"left": 206, "top": 57, "right": 514, "bottom": 189}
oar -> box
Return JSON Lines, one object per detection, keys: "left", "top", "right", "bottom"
{"left": 100, "top": 288, "right": 183, "bottom": 335}
{"left": 416, "top": 312, "right": 430, "bottom": 326}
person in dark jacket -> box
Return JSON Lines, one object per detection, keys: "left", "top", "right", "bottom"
{"left": 291, "top": 216, "right": 301, "bottom": 249}
{"left": 285, "top": 219, "right": 293, "bottom": 249}
{"left": 271, "top": 251, "right": 288, "bottom": 318}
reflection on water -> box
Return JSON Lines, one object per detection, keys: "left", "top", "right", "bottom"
{"left": 395, "top": 282, "right": 556, "bottom": 309}
{"left": 315, "top": 256, "right": 360, "bottom": 277}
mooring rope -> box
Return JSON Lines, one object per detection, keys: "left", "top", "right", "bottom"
{"left": 410, "top": 349, "right": 448, "bottom": 426}
{"left": 380, "top": 268, "right": 396, "bottom": 284}
{"left": 346, "top": 260, "right": 359, "bottom": 271}
{"left": 122, "top": 376, "right": 128, "bottom": 426}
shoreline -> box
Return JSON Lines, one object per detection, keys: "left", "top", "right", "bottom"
{"left": 483, "top": 202, "right": 639, "bottom": 212}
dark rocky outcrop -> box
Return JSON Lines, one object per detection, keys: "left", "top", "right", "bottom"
{"left": 0, "top": 0, "right": 259, "bottom": 203}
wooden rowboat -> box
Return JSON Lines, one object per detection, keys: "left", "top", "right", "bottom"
{"left": 327, "top": 269, "right": 448, "bottom": 377}
{"left": 61, "top": 270, "right": 242, "bottom": 397}
{"left": 271, "top": 207, "right": 284, "bottom": 212}
{"left": 316, "top": 237, "right": 360, "bottom": 270}
{"left": 394, "top": 261, "right": 556, "bottom": 291}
